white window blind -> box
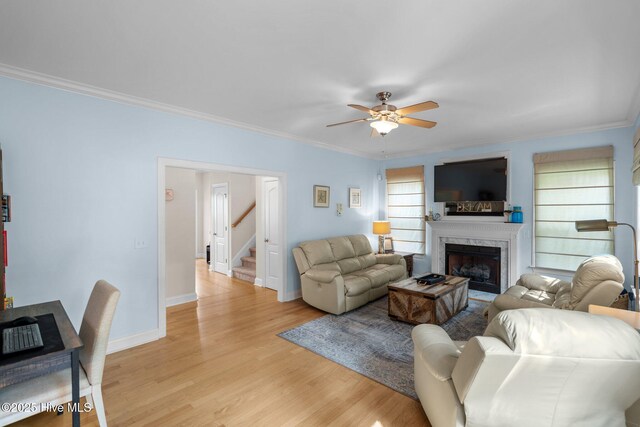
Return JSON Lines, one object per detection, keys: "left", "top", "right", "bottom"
{"left": 534, "top": 146, "right": 614, "bottom": 271}
{"left": 386, "top": 166, "right": 425, "bottom": 254}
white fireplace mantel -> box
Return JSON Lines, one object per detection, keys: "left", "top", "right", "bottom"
{"left": 428, "top": 221, "right": 524, "bottom": 291}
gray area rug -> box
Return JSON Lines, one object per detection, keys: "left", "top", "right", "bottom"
{"left": 278, "top": 296, "right": 488, "bottom": 400}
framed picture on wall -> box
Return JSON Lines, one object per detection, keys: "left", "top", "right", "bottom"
{"left": 349, "top": 188, "right": 361, "bottom": 208}
{"left": 314, "top": 185, "right": 330, "bottom": 207}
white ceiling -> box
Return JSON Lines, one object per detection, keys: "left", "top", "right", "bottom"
{"left": 1, "top": 1, "right": 639, "bottom": 159}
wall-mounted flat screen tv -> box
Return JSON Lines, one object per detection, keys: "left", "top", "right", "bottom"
{"left": 434, "top": 157, "right": 507, "bottom": 202}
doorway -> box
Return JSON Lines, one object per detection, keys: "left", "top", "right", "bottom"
{"left": 211, "top": 183, "right": 229, "bottom": 275}
{"left": 158, "top": 158, "right": 288, "bottom": 338}
{"left": 263, "top": 179, "right": 280, "bottom": 291}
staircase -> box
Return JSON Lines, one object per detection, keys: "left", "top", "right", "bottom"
{"left": 232, "top": 247, "right": 256, "bottom": 283}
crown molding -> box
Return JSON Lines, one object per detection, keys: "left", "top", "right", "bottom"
{"left": 1, "top": 63, "right": 636, "bottom": 162}
{"left": 0, "top": 63, "right": 378, "bottom": 160}
{"left": 384, "top": 118, "right": 634, "bottom": 160}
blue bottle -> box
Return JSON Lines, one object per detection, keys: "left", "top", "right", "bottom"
{"left": 511, "top": 206, "right": 523, "bottom": 223}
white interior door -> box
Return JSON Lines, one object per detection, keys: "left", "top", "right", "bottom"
{"left": 212, "top": 184, "right": 229, "bottom": 274}
{"left": 264, "top": 179, "right": 281, "bottom": 291}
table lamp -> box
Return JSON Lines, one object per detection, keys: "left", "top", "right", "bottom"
{"left": 373, "top": 221, "right": 391, "bottom": 254}
{"left": 575, "top": 219, "right": 638, "bottom": 312}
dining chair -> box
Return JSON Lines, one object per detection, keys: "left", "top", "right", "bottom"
{"left": 0, "top": 280, "right": 121, "bottom": 426}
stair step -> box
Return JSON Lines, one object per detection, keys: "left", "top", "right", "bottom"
{"left": 241, "top": 256, "right": 256, "bottom": 267}
{"left": 232, "top": 266, "right": 256, "bottom": 283}
{"left": 249, "top": 247, "right": 257, "bottom": 256}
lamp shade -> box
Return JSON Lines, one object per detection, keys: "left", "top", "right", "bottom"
{"left": 575, "top": 219, "right": 615, "bottom": 232}
{"left": 372, "top": 221, "right": 391, "bottom": 235}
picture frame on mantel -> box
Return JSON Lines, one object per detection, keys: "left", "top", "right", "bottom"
{"left": 314, "top": 185, "right": 330, "bottom": 208}
{"left": 349, "top": 187, "right": 361, "bottom": 208}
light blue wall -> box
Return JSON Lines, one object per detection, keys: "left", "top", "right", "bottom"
{"left": 383, "top": 126, "right": 637, "bottom": 290}
{"left": 0, "top": 76, "right": 380, "bottom": 340}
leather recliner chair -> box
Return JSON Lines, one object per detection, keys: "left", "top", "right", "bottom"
{"left": 412, "top": 308, "right": 640, "bottom": 427}
{"left": 487, "top": 254, "right": 624, "bottom": 322}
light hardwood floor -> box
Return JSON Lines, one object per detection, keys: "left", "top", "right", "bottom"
{"left": 14, "top": 260, "right": 429, "bottom": 426}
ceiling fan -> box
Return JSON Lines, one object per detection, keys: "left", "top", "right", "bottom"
{"left": 327, "top": 91, "right": 439, "bottom": 136}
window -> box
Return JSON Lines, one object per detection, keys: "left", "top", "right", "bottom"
{"left": 533, "top": 146, "right": 614, "bottom": 271}
{"left": 386, "top": 166, "right": 425, "bottom": 254}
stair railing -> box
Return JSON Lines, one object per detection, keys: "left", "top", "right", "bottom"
{"left": 232, "top": 201, "right": 256, "bottom": 228}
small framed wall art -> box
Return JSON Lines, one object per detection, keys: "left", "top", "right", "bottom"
{"left": 314, "top": 185, "right": 330, "bottom": 208}
{"left": 349, "top": 188, "right": 362, "bottom": 208}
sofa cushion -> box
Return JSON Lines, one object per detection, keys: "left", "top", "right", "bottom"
{"left": 348, "top": 235, "right": 373, "bottom": 256}
{"left": 517, "top": 274, "right": 567, "bottom": 293}
{"left": 299, "top": 240, "right": 335, "bottom": 266}
{"left": 382, "top": 264, "right": 405, "bottom": 282}
{"left": 311, "top": 262, "right": 341, "bottom": 272}
{"left": 358, "top": 253, "right": 376, "bottom": 269}
{"left": 570, "top": 255, "right": 624, "bottom": 308}
{"left": 520, "top": 289, "right": 556, "bottom": 306}
{"left": 327, "top": 236, "right": 356, "bottom": 260}
{"left": 551, "top": 282, "right": 572, "bottom": 308}
{"left": 485, "top": 308, "right": 640, "bottom": 359}
{"left": 355, "top": 267, "right": 390, "bottom": 288}
{"left": 343, "top": 275, "right": 371, "bottom": 296}
{"left": 337, "top": 258, "right": 362, "bottom": 275}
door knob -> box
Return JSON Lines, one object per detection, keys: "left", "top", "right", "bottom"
{"left": 213, "top": 233, "right": 217, "bottom": 236}
{"left": 265, "top": 238, "right": 269, "bottom": 243}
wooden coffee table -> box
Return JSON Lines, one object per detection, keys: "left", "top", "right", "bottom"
{"left": 388, "top": 275, "right": 469, "bottom": 325}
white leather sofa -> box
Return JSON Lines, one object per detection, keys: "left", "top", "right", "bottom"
{"left": 412, "top": 308, "right": 640, "bottom": 427}
{"left": 292, "top": 234, "right": 407, "bottom": 314}
{"left": 487, "top": 254, "right": 624, "bottom": 322}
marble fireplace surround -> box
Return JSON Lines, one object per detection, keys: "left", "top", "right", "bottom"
{"left": 428, "top": 221, "right": 524, "bottom": 293}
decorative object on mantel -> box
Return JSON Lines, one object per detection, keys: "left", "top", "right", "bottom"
{"left": 349, "top": 187, "right": 361, "bottom": 208}
{"left": 510, "top": 206, "right": 523, "bottom": 223}
{"left": 445, "top": 200, "right": 504, "bottom": 216}
{"left": 313, "top": 185, "right": 330, "bottom": 208}
{"left": 372, "top": 221, "right": 391, "bottom": 254}
{"left": 575, "top": 219, "right": 638, "bottom": 312}
{"left": 164, "top": 188, "right": 174, "bottom": 201}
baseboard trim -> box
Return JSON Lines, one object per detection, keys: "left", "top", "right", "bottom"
{"left": 166, "top": 293, "right": 198, "bottom": 307}
{"left": 254, "top": 278, "right": 263, "bottom": 287}
{"left": 107, "top": 329, "right": 160, "bottom": 354}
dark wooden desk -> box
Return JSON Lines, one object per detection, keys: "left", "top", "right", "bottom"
{"left": 0, "top": 301, "right": 83, "bottom": 427}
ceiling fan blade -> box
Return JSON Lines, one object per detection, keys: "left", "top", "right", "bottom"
{"left": 395, "top": 101, "right": 439, "bottom": 116}
{"left": 397, "top": 117, "right": 437, "bottom": 129}
{"left": 326, "top": 118, "right": 369, "bottom": 127}
{"left": 348, "top": 104, "right": 374, "bottom": 114}
{"left": 370, "top": 128, "right": 380, "bottom": 138}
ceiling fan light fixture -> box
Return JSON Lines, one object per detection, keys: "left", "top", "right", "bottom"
{"left": 370, "top": 119, "right": 398, "bottom": 136}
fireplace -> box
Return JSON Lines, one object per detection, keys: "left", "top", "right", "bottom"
{"left": 445, "top": 243, "right": 501, "bottom": 294}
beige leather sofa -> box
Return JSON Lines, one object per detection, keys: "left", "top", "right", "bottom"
{"left": 292, "top": 234, "right": 407, "bottom": 314}
{"left": 412, "top": 308, "right": 640, "bottom": 427}
{"left": 487, "top": 254, "right": 624, "bottom": 322}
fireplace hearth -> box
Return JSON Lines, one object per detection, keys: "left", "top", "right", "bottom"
{"left": 445, "top": 243, "right": 501, "bottom": 294}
